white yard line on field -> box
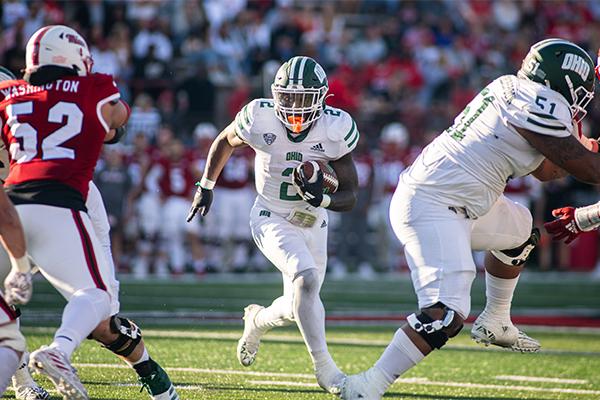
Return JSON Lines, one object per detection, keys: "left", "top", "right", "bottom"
{"left": 75, "top": 363, "right": 600, "bottom": 396}
{"left": 248, "top": 379, "right": 600, "bottom": 396}
{"left": 74, "top": 363, "right": 315, "bottom": 379}
{"left": 28, "top": 326, "right": 600, "bottom": 356}
{"left": 114, "top": 383, "right": 206, "bottom": 390}
{"left": 495, "top": 375, "right": 588, "bottom": 384}
{"left": 248, "top": 380, "right": 319, "bottom": 388}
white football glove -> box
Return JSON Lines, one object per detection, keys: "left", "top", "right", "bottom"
{"left": 4, "top": 269, "right": 33, "bottom": 305}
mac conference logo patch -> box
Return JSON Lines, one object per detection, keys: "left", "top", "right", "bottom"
{"left": 263, "top": 133, "right": 277, "bottom": 145}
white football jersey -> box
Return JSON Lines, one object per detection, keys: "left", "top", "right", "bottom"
{"left": 401, "top": 75, "right": 573, "bottom": 218}
{"left": 234, "top": 98, "right": 358, "bottom": 215}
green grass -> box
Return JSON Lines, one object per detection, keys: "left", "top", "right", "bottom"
{"left": 4, "top": 326, "right": 600, "bottom": 400}
{"left": 5, "top": 275, "right": 600, "bottom": 399}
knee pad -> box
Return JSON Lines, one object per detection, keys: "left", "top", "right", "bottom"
{"left": 491, "top": 228, "right": 540, "bottom": 266}
{"left": 407, "top": 302, "right": 463, "bottom": 349}
{"left": 103, "top": 315, "right": 142, "bottom": 357}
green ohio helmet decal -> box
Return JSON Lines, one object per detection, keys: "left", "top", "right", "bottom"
{"left": 518, "top": 38, "right": 594, "bottom": 122}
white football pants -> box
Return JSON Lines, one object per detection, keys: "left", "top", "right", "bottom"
{"left": 390, "top": 184, "right": 532, "bottom": 318}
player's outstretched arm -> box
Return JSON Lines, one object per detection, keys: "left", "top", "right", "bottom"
{"left": 187, "top": 122, "right": 246, "bottom": 221}
{"left": 544, "top": 201, "right": 600, "bottom": 244}
{"left": 0, "top": 188, "right": 32, "bottom": 305}
{"left": 515, "top": 126, "right": 600, "bottom": 184}
{"left": 326, "top": 153, "right": 358, "bottom": 212}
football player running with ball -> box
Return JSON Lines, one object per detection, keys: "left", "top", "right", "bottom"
{"left": 341, "top": 39, "right": 600, "bottom": 400}
{"left": 188, "top": 56, "right": 359, "bottom": 394}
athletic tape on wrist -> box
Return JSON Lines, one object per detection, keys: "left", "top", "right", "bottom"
{"left": 10, "top": 255, "right": 30, "bottom": 273}
{"left": 199, "top": 177, "right": 215, "bottom": 190}
{"left": 575, "top": 203, "right": 600, "bottom": 231}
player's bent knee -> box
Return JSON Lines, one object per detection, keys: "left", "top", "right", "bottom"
{"left": 0, "top": 321, "right": 26, "bottom": 353}
{"left": 407, "top": 302, "right": 464, "bottom": 349}
{"left": 293, "top": 269, "right": 320, "bottom": 296}
{"left": 92, "top": 315, "right": 142, "bottom": 357}
{"left": 72, "top": 288, "right": 112, "bottom": 321}
{"left": 491, "top": 228, "right": 540, "bottom": 267}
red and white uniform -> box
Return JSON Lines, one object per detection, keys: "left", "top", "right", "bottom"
{"left": 0, "top": 292, "right": 18, "bottom": 326}
{"left": 202, "top": 148, "right": 254, "bottom": 240}
{"left": 127, "top": 148, "right": 162, "bottom": 237}
{"left": 0, "top": 74, "right": 119, "bottom": 307}
{"left": 157, "top": 153, "right": 199, "bottom": 272}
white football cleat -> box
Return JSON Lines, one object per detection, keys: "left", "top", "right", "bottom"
{"left": 12, "top": 352, "right": 51, "bottom": 400}
{"left": 237, "top": 304, "right": 266, "bottom": 367}
{"left": 471, "top": 314, "right": 540, "bottom": 353}
{"left": 14, "top": 385, "right": 50, "bottom": 400}
{"left": 315, "top": 366, "right": 345, "bottom": 394}
{"left": 340, "top": 369, "right": 384, "bottom": 400}
{"left": 29, "top": 346, "right": 88, "bottom": 400}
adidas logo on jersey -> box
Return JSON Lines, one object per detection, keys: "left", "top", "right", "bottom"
{"left": 562, "top": 53, "right": 591, "bottom": 81}
{"left": 310, "top": 143, "right": 325, "bottom": 152}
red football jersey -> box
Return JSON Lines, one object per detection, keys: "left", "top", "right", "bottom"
{"left": 218, "top": 148, "right": 252, "bottom": 190}
{"left": 0, "top": 74, "right": 119, "bottom": 199}
{"left": 157, "top": 156, "right": 197, "bottom": 198}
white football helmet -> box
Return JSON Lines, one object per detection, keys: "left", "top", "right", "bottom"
{"left": 25, "top": 25, "right": 93, "bottom": 76}
{"left": 380, "top": 122, "right": 409, "bottom": 148}
{"left": 193, "top": 122, "right": 218, "bottom": 140}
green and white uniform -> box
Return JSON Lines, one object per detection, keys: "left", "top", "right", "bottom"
{"left": 392, "top": 75, "right": 573, "bottom": 318}
{"left": 234, "top": 98, "right": 358, "bottom": 280}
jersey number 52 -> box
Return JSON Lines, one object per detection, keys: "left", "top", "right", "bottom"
{"left": 6, "top": 101, "right": 83, "bottom": 164}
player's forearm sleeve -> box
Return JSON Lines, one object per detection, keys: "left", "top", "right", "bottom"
{"left": 575, "top": 201, "right": 600, "bottom": 231}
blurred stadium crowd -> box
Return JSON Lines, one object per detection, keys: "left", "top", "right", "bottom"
{"left": 2, "top": 0, "right": 600, "bottom": 277}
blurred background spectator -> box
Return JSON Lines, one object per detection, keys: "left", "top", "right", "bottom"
{"left": 2, "top": 0, "right": 600, "bottom": 277}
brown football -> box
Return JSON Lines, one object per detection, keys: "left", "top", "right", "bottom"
{"left": 298, "top": 160, "right": 339, "bottom": 194}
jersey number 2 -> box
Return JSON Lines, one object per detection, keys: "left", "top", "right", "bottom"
{"left": 6, "top": 101, "right": 83, "bottom": 164}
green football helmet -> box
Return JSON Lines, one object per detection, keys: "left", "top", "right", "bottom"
{"left": 518, "top": 38, "right": 595, "bottom": 122}
{"left": 271, "top": 56, "right": 329, "bottom": 133}
{"left": 0, "top": 66, "right": 16, "bottom": 81}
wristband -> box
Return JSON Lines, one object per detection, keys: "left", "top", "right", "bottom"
{"left": 575, "top": 202, "right": 600, "bottom": 231}
{"left": 10, "top": 254, "right": 30, "bottom": 273}
{"left": 199, "top": 177, "right": 215, "bottom": 190}
{"left": 320, "top": 194, "right": 331, "bottom": 208}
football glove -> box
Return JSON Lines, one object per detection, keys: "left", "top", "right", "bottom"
{"left": 186, "top": 184, "right": 213, "bottom": 222}
{"left": 4, "top": 269, "right": 32, "bottom": 305}
{"left": 293, "top": 165, "right": 324, "bottom": 208}
{"left": 544, "top": 207, "right": 581, "bottom": 244}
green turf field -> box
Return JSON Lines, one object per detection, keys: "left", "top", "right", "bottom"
{"left": 4, "top": 275, "right": 600, "bottom": 399}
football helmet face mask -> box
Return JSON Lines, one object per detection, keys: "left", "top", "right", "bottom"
{"left": 518, "top": 38, "right": 595, "bottom": 123}
{"left": 271, "top": 56, "right": 329, "bottom": 133}
{"left": 25, "top": 25, "right": 93, "bottom": 77}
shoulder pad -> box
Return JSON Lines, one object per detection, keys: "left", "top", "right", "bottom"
{"left": 234, "top": 98, "right": 274, "bottom": 143}
{"left": 506, "top": 78, "right": 572, "bottom": 137}
{"left": 324, "top": 107, "right": 359, "bottom": 151}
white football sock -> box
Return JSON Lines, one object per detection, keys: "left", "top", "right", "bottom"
{"left": 292, "top": 270, "right": 341, "bottom": 381}
{"left": 52, "top": 288, "right": 111, "bottom": 359}
{"left": 482, "top": 271, "right": 519, "bottom": 321}
{"left": 0, "top": 347, "right": 20, "bottom": 395}
{"left": 374, "top": 328, "right": 424, "bottom": 392}
{"left": 11, "top": 351, "right": 36, "bottom": 388}
{"left": 254, "top": 296, "right": 295, "bottom": 331}
{"left": 124, "top": 347, "right": 149, "bottom": 367}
